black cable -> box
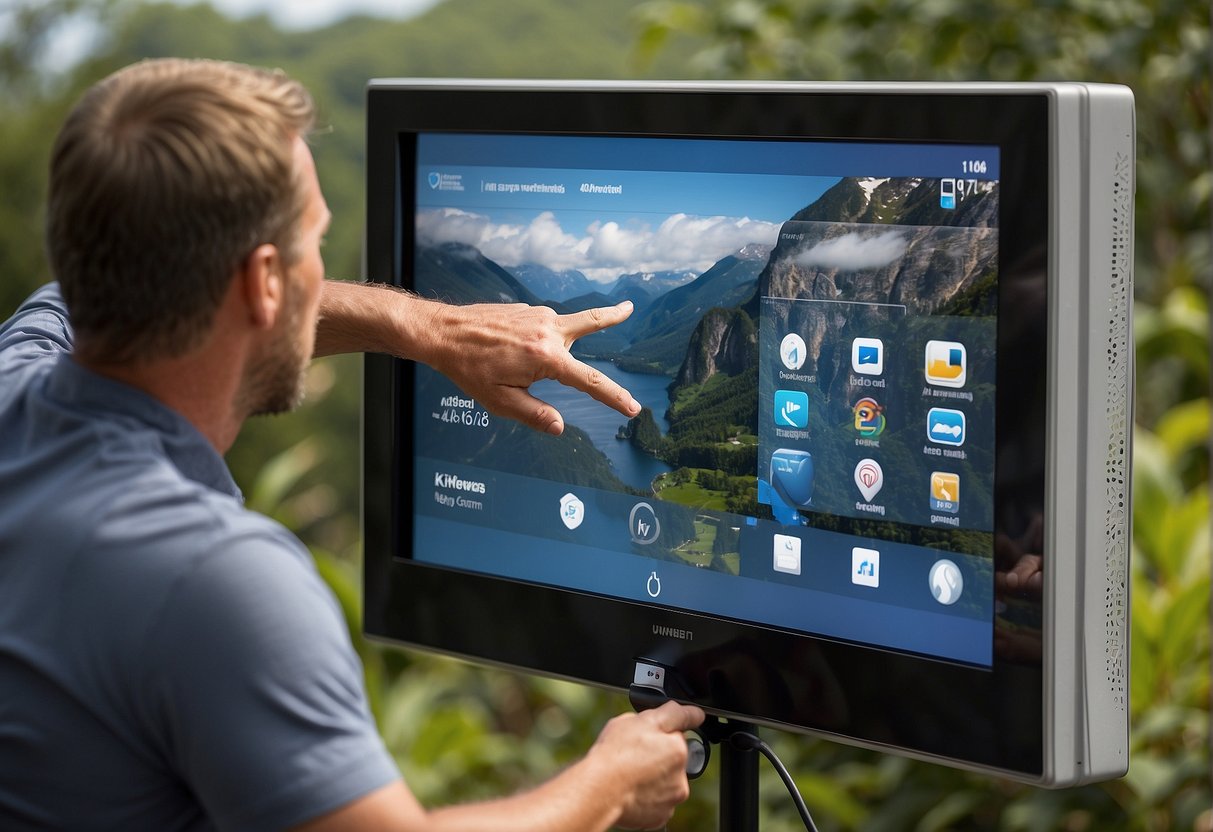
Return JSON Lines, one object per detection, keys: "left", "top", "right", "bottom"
{"left": 728, "top": 731, "right": 819, "bottom": 832}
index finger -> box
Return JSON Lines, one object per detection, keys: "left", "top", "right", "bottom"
{"left": 559, "top": 300, "right": 635, "bottom": 342}
{"left": 1009, "top": 553, "right": 1042, "bottom": 580}
{"left": 550, "top": 353, "right": 641, "bottom": 418}
{"left": 643, "top": 700, "right": 706, "bottom": 733}
{"left": 1003, "top": 554, "right": 1043, "bottom": 591}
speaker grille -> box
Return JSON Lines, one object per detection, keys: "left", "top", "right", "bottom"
{"left": 1103, "top": 152, "right": 1132, "bottom": 712}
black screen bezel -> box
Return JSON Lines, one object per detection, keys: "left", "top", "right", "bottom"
{"left": 363, "top": 84, "right": 1049, "bottom": 778}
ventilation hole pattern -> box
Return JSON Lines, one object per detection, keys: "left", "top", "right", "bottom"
{"left": 1103, "top": 152, "right": 1131, "bottom": 712}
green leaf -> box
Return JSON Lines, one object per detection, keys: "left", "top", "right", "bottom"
{"left": 1123, "top": 750, "right": 1210, "bottom": 807}
{"left": 245, "top": 437, "right": 323, "bottom": 516}
{"left": 1131, "top": 428, "right": 1184, "bottom": 563}
{"left": 1154, "top": 397, "right": 1211, "bottom": 462}
{"left": 312, "top": 548, "right": 361, "bottom": 638}
{"left": 1000, "top": 797, "right": 1066, "bottom": 832}
{"left": 1158, "top": 575, "right": 1212, "bottom": 681}
{"left": 1152, "top": 486, "right": 1212, "bottom": 584}
{"left": 789, "top": 771, "right": 868, "bottom": 827}
{"left": 915, "top": 790, "right": 985, "bottom": 831}
{"left": 1133, "top": 704, "right": 1204, "bottom": 746}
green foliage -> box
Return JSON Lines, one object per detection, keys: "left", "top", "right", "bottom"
{"left": 669, "top": 365, "right": 761, "bottom": 444}
{"left": 2, "top": 1, "right": 1209, "bottom": 829}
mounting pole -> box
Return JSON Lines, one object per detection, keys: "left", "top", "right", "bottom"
{"left": 718, "top": 721, "right": 760, "bottom": 832}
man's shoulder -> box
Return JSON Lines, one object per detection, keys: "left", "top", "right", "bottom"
{"left": 100, "top": 464, "right": 295, "bottom": 548}
{"left": 90, "top": 471, "right": 312, "bottom": 587}
{"left": 0, "top": 283, "right": 72, "bottom": 378}
{"left": 2, "top": 425, "right": 313, "bottom": 618}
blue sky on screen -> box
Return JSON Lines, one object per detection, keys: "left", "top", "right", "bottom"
{"left": 416, "top": 168, "right": 839, "bottom": 283}
{"left": 413, "top": 133, "right": 851, "bottom": 283}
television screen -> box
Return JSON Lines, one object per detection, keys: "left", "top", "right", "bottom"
{"left": 363, "top": 81, "right": 1134, "bottom": 785}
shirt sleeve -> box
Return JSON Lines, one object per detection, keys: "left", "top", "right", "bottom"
{"left": 143, "top": 530, "right": 401, "bottom": 832}
{"left": 0, "top": 283, "right": 73, "bottom": 374}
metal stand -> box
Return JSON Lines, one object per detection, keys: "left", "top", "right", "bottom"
{"left": 718, "top": 721, "right": 760, "bottom": 832}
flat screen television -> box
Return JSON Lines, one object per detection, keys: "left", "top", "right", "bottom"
{"left": 362, "top": 81, "right": 1134, "bottom": 786}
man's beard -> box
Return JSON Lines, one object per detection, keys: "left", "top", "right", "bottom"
{"left": 239, "top": 291, "right": 310, "bottom": 418}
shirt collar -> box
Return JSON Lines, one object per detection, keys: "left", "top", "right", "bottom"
{"left": 46, "top": 356, "right": 243, "bottom": 500}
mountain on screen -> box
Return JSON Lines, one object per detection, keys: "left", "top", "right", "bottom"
{"left": 507, "top": 264, "right": 698, "bottom": 307}
{"left": 607, "top": 270, "right": 698, "bottom": 300}
{"left": 554, "top": 291, "right": 616, "bottom": 313}
{"left": 794, "top": 176, "right": 997, "bottom": 228}
{"left": 755, "top": 177, "right": 998, "bottom": 334}
{"left": 600, "top": 280, "right": 652, "bottom": 312}
{"left": 416, "top": 241, "right": 543, "bottom": 306}
{"left": 507, "top": 249, "right": 769, "bottom": 369}
{"left": 641, "top": 176, "right": 999, "bottom": 490}
{"left": 506, "top": 264, "right": 597, "bottom": 302}
{"left": 619, "top": 245, "right": 770, "bottom": 373}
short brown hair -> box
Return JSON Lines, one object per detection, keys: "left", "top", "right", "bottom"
{"left": 46, "top": 58, "right": 315, "bottom": 362}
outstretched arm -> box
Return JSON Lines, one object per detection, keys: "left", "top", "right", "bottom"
{"left": 293, "top": 700, "right": 705, "bottom": 832}
{"left": 313, "top": 280, "right": 641, "bottom": 435}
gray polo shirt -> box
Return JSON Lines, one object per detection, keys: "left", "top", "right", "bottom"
{"left": 0, "top": 285, "right": 400, "bottom": 830}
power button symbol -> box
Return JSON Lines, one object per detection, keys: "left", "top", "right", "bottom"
{"left": 646, "top": 571, "right": 662, "bottom": 598}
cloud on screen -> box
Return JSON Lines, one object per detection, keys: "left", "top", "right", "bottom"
{"left": 417, "top": 208, "right": 779, "bottom": 283}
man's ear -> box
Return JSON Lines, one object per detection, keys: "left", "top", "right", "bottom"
{"left": 239, "top": 243, "right": 284, "bottom": 330}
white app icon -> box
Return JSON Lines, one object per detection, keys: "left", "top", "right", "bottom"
{"left": 854, "top": 458, "right": 884, "bottom": 502}
{"left": 852, "top": 547, "right": 880, "bottom": 588}
{"left": 773, "top": 534, "right": 802, "bottom": 576}
{"left": 559, "top": 492, "right": 584, "bottom": 530}
{"left": 629, "top": 502, "right": 660, "bottom": 544}
{"left": 929, "top": 559, "right": 964, "bottom": 605}
{"left": 780, "top": 333, "right": 807, "bottom": 370}
{"left": 851, "top": 337, "right": 884, "bottom": 375}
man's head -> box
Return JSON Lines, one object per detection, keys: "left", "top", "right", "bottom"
{"left": 237, "top": 136, "right": 330, "bottom": 417}
{"left": 46, "top": 58, "right": 317, "bottom": 366}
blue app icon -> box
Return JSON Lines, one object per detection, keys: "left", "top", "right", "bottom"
{"left": 927, "top": 407, "right": 966, "bottom": 446}
{"left": 851, "top": 337, "right": 883, "bottom": 375}
{"left": 770, "top": 448, "right": 814, "bottom": 507}
{"left": 774, "top": 390, "right": 809, "bottom": 429}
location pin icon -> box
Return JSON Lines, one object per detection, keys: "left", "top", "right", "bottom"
{"left": 854, "top": 458, "right": 883, "bottom": 502}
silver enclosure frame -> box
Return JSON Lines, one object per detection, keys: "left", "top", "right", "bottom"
{"left": 1043, "top": 84, "right": 1134, "bottom": 784}
{"left": 362, "top": 80, "right": 1134, "bottom": 786}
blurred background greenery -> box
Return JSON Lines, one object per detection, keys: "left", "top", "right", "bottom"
{"left": 0, "top": 0, "right": 1208, "bottom": 828}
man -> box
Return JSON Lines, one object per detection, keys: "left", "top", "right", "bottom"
{"left": 0, "top": 58, "right": 702, "bottom": 830}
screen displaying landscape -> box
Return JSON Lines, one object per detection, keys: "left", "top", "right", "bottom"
{"left": 413, "top": 159, "right": 999, "bottom": 575}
